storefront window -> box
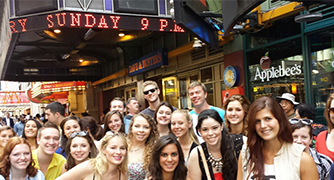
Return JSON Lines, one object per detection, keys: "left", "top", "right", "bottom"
{"left": 204, "top": 83, "right": 214, "bottom": 106}
{"left": 201, "top": 67, "right": 212, "bottom": 83}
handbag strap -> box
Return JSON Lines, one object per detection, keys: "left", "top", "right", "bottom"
{"left": 198, "top": 146, "right": 212, "bottom": 180}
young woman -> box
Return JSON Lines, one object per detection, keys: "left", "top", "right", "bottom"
{"left": 237, "top": 96, "right": 318, "bottom": 180}
{"left": 0, "top": 126, "right": 16, "bottom": 155}
{"left": 56, "top": 132, "right": 128, "bottom": 180}
{"left": 81, "top": 116, "right": 104, "bottom": 141}
{"left": 57, "top": 116, "right": 82, "bottom": 158}
{"left": 171, "top": 109, "right": 198, "bottom": 162}
{"left": 188, "top": 109, "right": 238, "bottom": 180}
{"left": 316, "top": 93, "right": 334, "bottom": 161}
{"left": 0, "top": 137, "right": 45, "bottom": 180}
{"left": 128, "top": 113, "right": 159, "bottom": 180}
{"left": 62, "top": 131, "right": 98, "bottom": 173}
{"left": 223, "top": 94, "right": 250, "bottom": 135}
{"left": 22, "top": 119, "right": 42, "bottom": 150}
{"left": 147, "top": 135, "right": 189, "bottom": 180}
{"left": 103, "top": 110, "right": 126, "bottom": 135}
{"left": 290, "top": 119, "right": 333, "bottom": 180}
{"left": 154, "top": 102, "right": 174, "bottom": 136}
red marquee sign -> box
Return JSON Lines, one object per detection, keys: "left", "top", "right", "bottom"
{"left": 9, "top": 11, "right": 185, "bottom": 34}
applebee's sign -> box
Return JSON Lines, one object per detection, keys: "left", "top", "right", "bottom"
{"left": 254, "top": 64, "right": 302, "bottom": 82}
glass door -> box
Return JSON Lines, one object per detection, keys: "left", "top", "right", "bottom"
{"left": 162, "top": 77, "right": 178, "bottom": 108}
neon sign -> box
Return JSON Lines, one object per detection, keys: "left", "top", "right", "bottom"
{"left": 9, "top": 11, "right": 185, "bottom": 33}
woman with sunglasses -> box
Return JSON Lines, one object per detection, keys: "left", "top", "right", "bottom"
{"left": 170, "top": 109, "right": 199, "bottom": 163}
{"left": 0, "top": 126, "right": 16, "bottom": 155}
{"left": 22, "top": 119, "right": 42, "bottom": 150}
{"left": 316, "top": 93, "right": 334, "bottom": 162}
{"left": 103, "top": 110, "right": 126, "bottom": 135}
{"left": 56, "top": 132, "right": 128, "bottom": 180}
{"left": 154, "top": 102, "right": 175, "bottom": 137}
{"left": 290, "top": 118, "right": 333, "bottom": 180}
{"left": 0, "top": 137, "right": 45, "bottom": 180}
{"left": 237, "top": 96, "right": 318, "bottom": 180}
{"left": 128, "top": 113, "right": 158, "bottom": 180}
{"left": 61, "top": 131, "right": 98, "bottom": 174}
{"left": 147, "top": 135, "right": 189, "bottom": 180}
{"left": 223, "top": 94, "right": 251, "bottom": 136}
{"left": 57, "top": 116, "right": 82, "bottom": 158}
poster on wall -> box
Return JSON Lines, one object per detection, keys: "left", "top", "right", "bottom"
{"left": 222, "top": 86, "right": 243, "bottom": 106}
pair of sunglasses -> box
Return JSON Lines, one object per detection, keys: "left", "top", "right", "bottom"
{"left": 69, "top": 131, "right": 88, "bottom": 139}
{"left": 143, "top": 88, "right": 157, "bottom": 95}
{"left": 289, "top": 118, "right": 313, "bottom": 125}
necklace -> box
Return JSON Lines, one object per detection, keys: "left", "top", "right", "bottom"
{"left": 130, "top": 148, "right": 140, "bottom": 153}
{"left": 207, "top": 151, "right": 223, "bottom": 173}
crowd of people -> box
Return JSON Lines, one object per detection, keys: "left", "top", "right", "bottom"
{"left": 0, "top": 80, "right": 333, "bottom": 180}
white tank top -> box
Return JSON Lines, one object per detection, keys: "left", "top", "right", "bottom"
{"left": 247, "top": 164, "right": 276, "bottom": 180}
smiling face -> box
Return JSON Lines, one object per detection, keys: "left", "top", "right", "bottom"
{"left": 255, "top": 108, "right": 280, "bottom": 142}
{"left": 156, "top": 105, "right": 172, "bottom": 126}
{"left": 64, "top": 120, "right": 81, "bottom": 138}
{"left": 199, "top": 117, "right": 223, "bottom": 146}
{"left": 171, "top": 113, "right": 191, "bottom": 138}
{"left": 143, "top": 84, "right": 160, "bottom": 104}
{"left": 9, "top": 144, "right": 31, "bottom": 171}
{"left": 159, "top": 143, "right": 179, "bottom": 174}
{"left": 24, "top": 121, "right": 38, "bottom": 138}
{"left": 292, "top": 126, "right": 312, "bottom": 148}
{"left": 131, "top": 116, "right": 151, "bottom": 142}
{"left": 111, "top": 100, "right": 125, "bottom": 114}
{"left": 0, "top": 130, "right": 14, "bottom": 147}
{"left": 37, "top": 128, "right": 60, "bottom": 155}
{"left": 226, "top": 100, "right": 245, "bottom": 125}
{"left": 108, "top": 114, "right": 123, "bottom": 132}
{"left": 70, "top": 137, "right": 90, "bottom": 164}
{"left": 188, "top": 85, "right": 207, "bottom": 108}
{"left": 102, "top": 137, "right": 127, "bottom": 165}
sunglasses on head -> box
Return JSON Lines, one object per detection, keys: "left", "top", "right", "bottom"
{"left": 289, "top": 118, "right": 313, "bottom": 125}
{"left": 69, "top": 131, "right": 88, "bottom": 139}
{"left": 328, "top": 107, "right": 334, "bottom": 113}
{"left": 143, "top": 88, "right": 157, "bottom": 95}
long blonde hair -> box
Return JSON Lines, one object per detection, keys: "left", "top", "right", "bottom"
{"left": 90, "top": 133, "right": 128, "bottom": 179}
{"left": 171, "top": 109, "right": 199, "bottom": 145}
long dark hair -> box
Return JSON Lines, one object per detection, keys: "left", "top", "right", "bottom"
{"left": 0, "top": 137, "right": 38, "bottom": 180}
{"left": 22, "top": 119, "right": 42, "bottom": 140}
{"left": 65, "top": 131, "right": 98, "bottom": 170}
{"left": 103, "top": 110, "right": 125, "bottom": 134}
{"left": 196, "top": 109, "right": 237, "bottom": 180}
{"left": 81, "top": 116, "right": 104, "bottom": 141}
{"left": 247, "top": 96, "right": 293, "bottom": 180}
{"left": 59, "top": 116, "right": 82, "bottom": 154}
{"left": 148, "top": 135, "right": 187, "bottom": 180}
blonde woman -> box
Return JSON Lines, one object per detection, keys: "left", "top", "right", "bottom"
{"left": 128, "top": 113, "right": 158, "bottom": 180}
{"left": 171, "top": 109, "right": 199, "bottom": 162}
{"left": 56, "top": 132, "right": 128, "bottom": 180}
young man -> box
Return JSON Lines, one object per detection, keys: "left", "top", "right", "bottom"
{"left": 188, "top": 81, "right": 225, "bottom": 143}
{"left": 110, "top": 97, "right": 126, "bottom": 115}
{"left": 45, "top": 102, "right": 65, "bottom": 126}
{"left": 124, "top": 97, "right": 139, "bottom": 133}
{"left": 141, "top": 80, "right": 161, "bottom": 118}
{"left": 32, "top": 122, "right": 66, "bottom": 179}
{"left": 13, "top": 114, "right": 25, "bottom": 136}
{"left": 277, "top": 93, "right": 299, "bottom": 120}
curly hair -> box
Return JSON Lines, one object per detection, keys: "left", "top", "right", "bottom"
{"left": 148, "top": 135, "right": 187, "bottom": 180}
{"left": 223, "top": 94, "right": 251, "bottom": 136}
{"left": 128, "top": 113, "right": 158, "bottom": 170}
{"left": 65, "top": 131, "right": 98, "bottom": 170}
{"left": 103, "top": 110, "right": 125, "bottom": 134}
{"left": 196, "top": 109, "right": 237, "bottom": 180}
{"left": 247, "top": 96, "right": 293, "bottom": 180}
{"left": 0, "top": 137, "right": 38, "bottom": 180}
{"left": 90, "top": 133, "right": 128, "bottom": 179}
{"left": 59, "top": 116, "right": 82, "bottom": 155}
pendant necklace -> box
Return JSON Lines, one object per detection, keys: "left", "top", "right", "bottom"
{"left": 207, "top": 151, "right": 223, "bottom": 173}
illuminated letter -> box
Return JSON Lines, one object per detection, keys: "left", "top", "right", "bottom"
{"left": 9, "top": 21, "right": 18, "bottom": 33}
{"left": 97, "top": 15, "right": 109, "bottom": 28}
{"left": 109, "top": 16, "right": 120, "bottom": 29}
{"left": 47, "top": 15, "right": 54, "bottom": 28}
{"left": 55, "top": 13, "right": 67, "bottom": 26}
{"left": 173, "top": 23, "right": 185, "bottom": 32}
{"left": 17, "top": 19, "right": 27, "bottom": 32}
{"left": 159, "top": 19, "right": 168, "bottom": 31}
{"left": 85, "top": 14, "right": 96, "bottom": 28}
{"left": 70, "top": 13, "right": 81, "bottom": 27}
{"left": 141, "top": 18, "right": 149, "bottom": 30}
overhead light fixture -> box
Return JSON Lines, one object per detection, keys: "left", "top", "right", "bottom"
{"left": 118, "top": 33, "right": 125, "bottom": 37}
{"left": 79, "top": 59, "right": 83, "bottom": 62}
{"left": 54, "top": 29, "right": 61, "bottom": 33}
{"left": 193, "top": 37, "right": 205, "bottom": 49}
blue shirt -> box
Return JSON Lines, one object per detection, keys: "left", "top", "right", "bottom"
{"left": 0, "top": 169, "right": 45, "bottom": 180}
{"left": 14, "top": 121, "right": 25, "bottom": 136}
